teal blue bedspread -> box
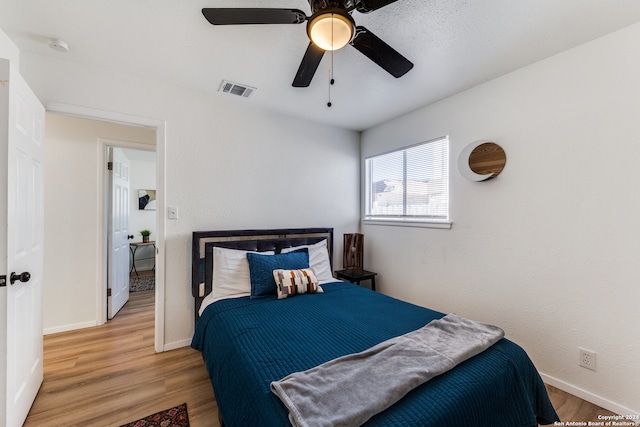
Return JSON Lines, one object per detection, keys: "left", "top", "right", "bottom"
{"left": 192, "top": 281, "right": 559, "bottom": 427}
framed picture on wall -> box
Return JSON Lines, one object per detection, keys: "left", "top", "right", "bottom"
{"left": 138, "top": 189, "right": 156, "bottom": 210}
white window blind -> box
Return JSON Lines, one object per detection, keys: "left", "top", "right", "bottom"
{"left": 365, "top": 136, "right": 449, "bottom": 221}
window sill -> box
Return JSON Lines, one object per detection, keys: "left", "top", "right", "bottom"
{"left": 362, "top": 218, "right": 452, "bottom": 229}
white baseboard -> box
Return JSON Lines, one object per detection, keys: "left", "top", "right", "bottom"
{"left": 44, "top": 320, "right": 97, "bottom": 335}
{"left": 541, "top": 372, "right": 639, "bottom": 419}
{"left": 163, "top": 338, "right": 191, "bottom": 352}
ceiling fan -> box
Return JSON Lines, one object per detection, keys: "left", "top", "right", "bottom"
{"left": 202, "top": 0, "right": 414, "bottom": 87}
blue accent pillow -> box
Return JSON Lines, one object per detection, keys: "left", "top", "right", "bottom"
{"left": 247, "top": 249, "right": 309, "bottom": 298}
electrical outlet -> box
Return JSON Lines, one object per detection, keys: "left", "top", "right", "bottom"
{"left": 579, "top": 348, "right": 596, "bottom": 371}
{"left": 167, "top": 206, "right": 179, "bottom": 220}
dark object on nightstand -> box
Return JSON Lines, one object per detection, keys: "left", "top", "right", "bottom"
{"left": 335, "top": 268, "right": 377, "bottom": 291}
{"left": 343, "top": 233, "right": 364, "bottom": 269}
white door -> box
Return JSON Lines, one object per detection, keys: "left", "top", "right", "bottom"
{"left": 107, "top": 147, "right": 131, "bottom": 319}
{"left": 0, "top": 59, "right": 45, "bottom": 426}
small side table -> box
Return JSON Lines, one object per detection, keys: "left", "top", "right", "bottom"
{"left": 130, "top": 241, "right": 156, "bottom": 276}
{"left": 335, "top": 268, "right": 377, "bottom": 291}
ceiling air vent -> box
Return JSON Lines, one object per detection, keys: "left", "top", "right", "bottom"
{"left": 219, "top": 80, "right": 256, "bottom": 98}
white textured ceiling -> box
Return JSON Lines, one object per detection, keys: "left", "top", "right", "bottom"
{"left": 2, "top": 0, "right": 640, "bottom": 131}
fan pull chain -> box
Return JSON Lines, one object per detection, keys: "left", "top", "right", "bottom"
{"left": 328, "top": 14, "right": 335, "bottom": 108}
{"left": 328, "top": 50, "right": 335, "bottom": 107}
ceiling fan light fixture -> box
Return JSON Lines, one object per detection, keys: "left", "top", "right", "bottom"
{"left": 307, "top": 11, "right": 354, "bottom": 51}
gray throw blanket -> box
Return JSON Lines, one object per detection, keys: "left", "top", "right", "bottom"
{"left": 270, "top": 313, "right": 505, "bottom": 427}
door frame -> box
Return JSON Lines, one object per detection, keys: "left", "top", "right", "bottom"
{"left": 46, "top": 102, "right": 166, "bottom": 353}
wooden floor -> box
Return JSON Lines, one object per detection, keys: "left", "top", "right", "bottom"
{"left": 24, "top": 290, "right": 219, "bottom": 427}
{"left": 25, "top": 288, "right": 615, "bottom": 426}
{"left": 545, "top": 384, "right": 617, "bottom": 424}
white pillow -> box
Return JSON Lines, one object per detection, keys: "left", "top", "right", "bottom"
{"left": 282, "top": 239, "right": 333, "bottom": 283}
{"left": 200, "top": 247, "right": 275, "bottom": 314}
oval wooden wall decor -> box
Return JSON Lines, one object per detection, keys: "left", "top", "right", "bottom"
{"left": 469, "top": 142, "right": 506, "bottom": 177}
{"left": 458, "top": 140, "right": 506, "bottom": 181}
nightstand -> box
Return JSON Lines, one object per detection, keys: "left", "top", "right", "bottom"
{"left": 335, "top": 268, "right": 377, "bottom": 291}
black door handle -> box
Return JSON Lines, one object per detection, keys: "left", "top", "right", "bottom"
{"left": 127, "top": 235, "right": 134, "bottom": 239}
{"left": 10, "top": 271, "right": 31, "bottom": 285}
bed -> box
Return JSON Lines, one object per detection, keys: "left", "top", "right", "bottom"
{"left": 191, "top": 228, "right": 559, "bottom": 427}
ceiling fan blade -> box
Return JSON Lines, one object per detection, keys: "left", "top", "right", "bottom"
{"left": 202, "top": 8, "right": 307, "bottom": 25}
{"left": 292, "top": 42, "right": 325, "bottom": 87}
{"left": 356, "top": 0, "right": 400, "bottom": 13}
{"left": 350, "top": 26, "right": 413, "bottom": 78}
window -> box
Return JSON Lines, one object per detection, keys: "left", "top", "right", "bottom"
{"left": 365, "top": 136, "right": 449, "bottom": 224}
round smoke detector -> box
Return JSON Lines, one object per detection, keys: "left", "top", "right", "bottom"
{"left": 48, "top": 39, "right": 69, "bottom": 53}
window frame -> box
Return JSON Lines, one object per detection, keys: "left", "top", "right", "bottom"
{"left": 363, "top": 136, "right": 451, "bottom": 229}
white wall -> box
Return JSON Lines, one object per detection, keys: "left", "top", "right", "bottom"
{"left": 361, "top": 23, "right": 640, "bottom": 414}
{"left": 18, "top": 52, "right": 360, "bottom": 347}
{"left": 0, "top": 26, "right": 18, "bottom": 66}
{"left": 129, "top": 155, "right": 156, "bottom": 242}
{"left": 43, "top": 114, "right": 155, "bottom": 334}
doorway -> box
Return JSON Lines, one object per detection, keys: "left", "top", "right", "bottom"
{"left": 123, "top": 148, "right": 157, "bottom": 305}
{"left": 107, "top": 145, "right": 157, "bottom": 320}
{"left": 43, "top": 106, "right": 166, "bottom": 352}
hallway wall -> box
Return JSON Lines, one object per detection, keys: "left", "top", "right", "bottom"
{"left": 43, "top": 113, "right": 155, "bottom": 334}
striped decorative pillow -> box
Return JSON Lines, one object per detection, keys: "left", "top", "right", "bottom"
{"left": 273, "top": 268, "right": 323, "bottom": 299}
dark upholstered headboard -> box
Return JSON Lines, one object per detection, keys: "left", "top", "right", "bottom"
{"left": 192, "top": 228, "right": 334, "bottom": 321}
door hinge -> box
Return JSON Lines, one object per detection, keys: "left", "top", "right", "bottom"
{"left": 107, "top": 288, "right": 112, "bottom": 297}
{"left": 107, "top": 161, "right": 113, "bottom": 171}
{"left": 0, "top": 275, "right": 5, "bottom": 287}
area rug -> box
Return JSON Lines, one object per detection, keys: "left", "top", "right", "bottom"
{"left": 130, "top": 275, "right": 155, "bottom": 292}
{"left": 119, "top": 403, "right": 189, "bottom": 427}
